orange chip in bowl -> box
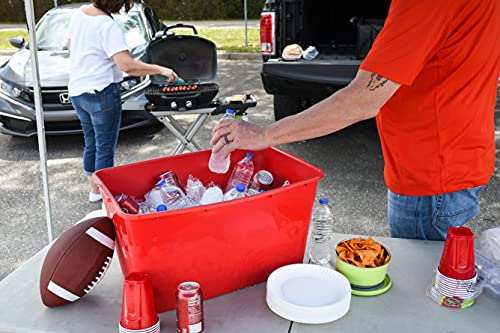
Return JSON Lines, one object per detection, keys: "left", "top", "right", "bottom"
{"left": 335, "top": 237, "right": 391, "bottom": 288}
{"left": 335, "top": 237, "right": 391, "bottom": 268}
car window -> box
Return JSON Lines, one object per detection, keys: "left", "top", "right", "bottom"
{"left": 35, "top": 9, "right": 148, "bottom": 51}
{"left": 36, "top": 11, "right": 71, "bottom": 51}
{"left": 113, "top": 11, "right": 148, "bottom": 49}
{"left": 144, "top": 6, "right": 163, "bottom": 34}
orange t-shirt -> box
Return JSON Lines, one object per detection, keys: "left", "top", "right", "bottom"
{"left": 360, "top": 0, "right": 500, "bottom": 195}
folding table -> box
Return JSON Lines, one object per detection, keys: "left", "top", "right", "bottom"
{"left": 1, "top": 231, "right": 499, "bottom": 332}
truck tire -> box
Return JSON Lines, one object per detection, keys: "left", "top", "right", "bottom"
{"left": 273, "top": 95, "right": 306, "bottom": 121}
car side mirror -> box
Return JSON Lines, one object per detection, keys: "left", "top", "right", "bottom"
{"left": 130, "top": 44, "right": 147, "bottom": 58}
{"left": 154, "top": 30, "right": 164, "bottom": 39}
{"left": 9, "top": 36, "right": 25, "bottom": 49}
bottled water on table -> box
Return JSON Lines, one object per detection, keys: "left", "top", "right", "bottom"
{"left": 225, "top": 153, "right": 254, "bottom": 193}
{"left": 309, "top": 198, "right": 334, "bottom": 265}
{"left": 209, "top": 109, "right": 236, "bottom": 174}
{"left": 224, "top": 183, "right": 246, "bottom": 201}
{"left": 156, "top": 179, "right": 191, "bottom": 211}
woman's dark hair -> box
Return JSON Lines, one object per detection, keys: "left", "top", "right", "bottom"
{"left": 92, "top": 0, "right": 134, "bottom": 14}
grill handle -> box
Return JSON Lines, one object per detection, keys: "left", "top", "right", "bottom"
{"left": 163, "top": 23, "right": 199, "bottom": 36}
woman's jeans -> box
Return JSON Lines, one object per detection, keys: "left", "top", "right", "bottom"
{"left": 388, "top": 186, "right": 484, "bottom": 241}
{"left": 71, "top": 83, "right": 122, "bottom": 176}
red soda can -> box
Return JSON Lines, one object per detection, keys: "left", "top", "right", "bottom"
{"left": 115, "top": 193, "right": 139, "bottom": 214}
{"left": 249, "top": 170, "right": 274, "bottom": 191}
{"left": 159, "top": 171, "right": 184, "bottom": 192}
{"left": 176, "top": 282, "right": 204, "bottom": 333}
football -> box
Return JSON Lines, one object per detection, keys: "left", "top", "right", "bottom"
{"left": 40, "top": 215, "right": 116, "bottom": 307}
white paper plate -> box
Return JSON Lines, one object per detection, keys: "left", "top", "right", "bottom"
{"left": 266, "top": 264, "right": 351, "bottom": 324}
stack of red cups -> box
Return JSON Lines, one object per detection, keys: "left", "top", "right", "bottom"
{"left": 119, "top": 272, "right": 160, "bottom": 333}
{"left": 428, "top": 227, "right": 481, "bottom": 308}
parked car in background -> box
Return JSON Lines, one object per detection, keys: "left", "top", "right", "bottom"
{"left": 259, "top": 0, "right": 391, "bottom": 120}
{"left": 0, "top": 2, "right": 164, "bottom": 137}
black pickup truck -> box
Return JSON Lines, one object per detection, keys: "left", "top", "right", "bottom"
{"left": 259, "top": 0, "right": 391, "bottom": 120}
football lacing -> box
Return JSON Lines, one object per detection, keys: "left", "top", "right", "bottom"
{"left": 84, "top": 256, "right": 112, "bottom": 294}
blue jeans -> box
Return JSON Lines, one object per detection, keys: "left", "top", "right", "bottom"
{"left": 71, "top": 83, "right": 122, "bottom": 176}
{"left": 388, "top": 186, "right": 484, "bottom": 241}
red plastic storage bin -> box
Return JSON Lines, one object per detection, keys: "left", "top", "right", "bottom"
{"left": 93, "top": 147, "right": 324, "bottom": 312}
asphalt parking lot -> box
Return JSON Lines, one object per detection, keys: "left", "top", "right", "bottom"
{"left": 0, "top": 56, "right": 499, "bottom": 281}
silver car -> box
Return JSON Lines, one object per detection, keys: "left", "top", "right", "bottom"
{"left": 0, "top": 2, "right": 163, "bottom": 137}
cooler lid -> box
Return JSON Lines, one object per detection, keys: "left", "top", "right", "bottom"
{"left": 143, "top": 24, "right": 217, "bottom": 84}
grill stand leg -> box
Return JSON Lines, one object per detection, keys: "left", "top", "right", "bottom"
{"left": 157, "top": 114, "right": 208, "bottom": 155}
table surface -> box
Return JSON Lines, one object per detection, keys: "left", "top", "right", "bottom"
{"left": 0, "top": 233, "right": 499, "bottom": 333}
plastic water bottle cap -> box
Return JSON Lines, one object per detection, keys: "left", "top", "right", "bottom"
{"left": 156, "top": 204, "right": 168, "bottom": 212}
{"left": 319, "top": 198, "right": 329, "bottom": 205}
{"left": 156, "top": 179, "right": 166, "bottom": 187}
{"left": 246, "top": 152, "right": 254, "bottom": 159}
{"left": 236, "top": 183, "right": 246, "bottom": 192}
{"left": 226, "top": 109, "right": 235, "bottom": 115}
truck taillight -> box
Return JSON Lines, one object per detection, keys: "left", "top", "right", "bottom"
{"left": 260, "top": 12, "right": 275, "bottom": 55}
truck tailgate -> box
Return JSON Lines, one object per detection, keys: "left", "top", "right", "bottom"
{"left": 262, "top": 58, "right": 362, "bottom": 86}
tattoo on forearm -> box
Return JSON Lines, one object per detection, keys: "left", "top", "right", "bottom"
{"left": 367, "top": 73, "right": 388, "bottom": 91}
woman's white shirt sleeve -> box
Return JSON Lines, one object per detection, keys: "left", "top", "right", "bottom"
{"left": 101, "top": 22, "right": 128, "bottom": 58}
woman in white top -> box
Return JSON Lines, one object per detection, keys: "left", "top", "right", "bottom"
{"left": 69, "top": 0, "right": 177, "bottom": 202}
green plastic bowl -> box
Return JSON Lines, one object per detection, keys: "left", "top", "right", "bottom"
{"left": 334, "top": 239, "right": 391, "bottom": 287}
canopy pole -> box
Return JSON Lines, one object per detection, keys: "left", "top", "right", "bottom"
{"left": 244, "top": 0, "right": 248, "bottom": 46}
{"left": 24, "top": 0, "right": 53, "bottom": 243}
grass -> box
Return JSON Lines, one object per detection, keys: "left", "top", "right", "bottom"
{"left": 0, "top": 30, "right": 28, "bottom": 50}
{"left": 0, "top": 27, "right": 259, "bottom": 52}
{"left": 197, "top": 27, "right": 260, "bottom": 52}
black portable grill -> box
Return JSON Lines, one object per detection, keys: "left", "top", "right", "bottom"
{"left": 142, "top": 24, "right": 256, "bottom": 154}
{"left": 145, "top": 83, "right": 219, "bottom": 110}
{"left": 143, "top": 24, "right": 221, "bottom": 111}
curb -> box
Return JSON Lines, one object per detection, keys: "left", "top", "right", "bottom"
{"left": 0, "top": 50, "right": 15, "bottom": 56}
{"left": 217, "top": 51, "right": 261, "bottom": 62}
{"left": 0, "top": 50, "right": 261, "bottom": 61}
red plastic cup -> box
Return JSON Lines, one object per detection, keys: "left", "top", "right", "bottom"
{"left": 438, "top": 227, "right": 475, "bottom": 280}
{"left": 120, "top": 272, "right": 159, "bottom": 331}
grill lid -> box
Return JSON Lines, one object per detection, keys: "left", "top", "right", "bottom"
{"left": 142, "top": 24, "right": 217, "bottom": 85}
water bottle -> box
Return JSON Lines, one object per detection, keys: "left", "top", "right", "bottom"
{"left": 156, "top": 179, "right": 191, "bottom": 211}
{"left": 200, "top": 186, "right": 224, "bottom": 205}
{"left": 225, "top": 153, "right": 254, "bottom": 193}
{"left": 209, "top": 109, "right": 236, "bottom": 174}
{"left": 144, "top": 185, "right": 165, "bottom": 210}
{"left": 303, "top": 46, "right": 319, "bottom": 60}
{"left": 138, "top": 201, "right": 153, "bottom": 215}
{"left": 156, "top": 204, "right": 168, "bottom": 212}
{"left": 309, "top": 198, "right": 334, "bottom": 265}
{"left": 224, "top": 183, "right": 246, "bottom": 201}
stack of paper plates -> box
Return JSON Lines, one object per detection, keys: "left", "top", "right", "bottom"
{"left": 266, "top": 264, "right": 351, "bottom": 324}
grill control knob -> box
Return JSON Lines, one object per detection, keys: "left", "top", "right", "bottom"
{"left": 185, "top": 101, "right": 193, "bottom": 108}
{"left": 170, "top": 101, "right": 178, "bottom": 109}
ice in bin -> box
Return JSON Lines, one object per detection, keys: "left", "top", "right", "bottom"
{"left": 93, "top": 147, "right": 324, "bottom": 312}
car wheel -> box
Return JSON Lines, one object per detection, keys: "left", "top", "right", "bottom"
{"left": 273, "top": 95, "right": 308, "bottom": 121}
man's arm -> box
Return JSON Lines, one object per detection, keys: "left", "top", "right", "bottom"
{"left": 264, "top": 70, "right": 400, "bottom": 146}
{"left": 211, "top": 69, "right": 400, "bottom": 154}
